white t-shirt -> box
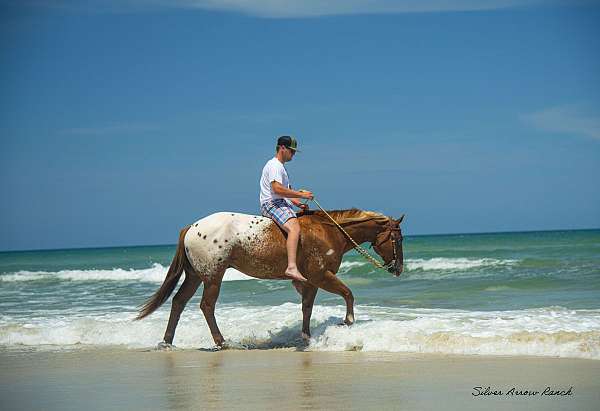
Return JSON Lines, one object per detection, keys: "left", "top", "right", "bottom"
{"left": 260, "top": 157, "right": 292, "bottom": 205}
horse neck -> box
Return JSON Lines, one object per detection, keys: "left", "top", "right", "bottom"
{"left": 337, "top": 219, "right": 383, "bottom": 253}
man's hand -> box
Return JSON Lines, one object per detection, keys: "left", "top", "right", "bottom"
{"left": 291, "top": 198, "right": 310, "bottom": 210}
{"left": 298, "top": 190, "right": 314, "bottom": 200}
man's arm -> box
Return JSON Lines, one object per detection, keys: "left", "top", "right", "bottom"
{"left": 271, "top": 181, "right": 313, "bottom": 200}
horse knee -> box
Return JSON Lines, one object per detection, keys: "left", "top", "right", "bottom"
{"left": 302, "top": 300, "right": 313, "bottom": 311}
{"left": 200, "top": 300, "right": 214, "bottom": 313}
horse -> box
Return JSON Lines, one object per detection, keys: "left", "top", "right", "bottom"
{"left": 136, "top": 208, "right": 404, "bottom": 348}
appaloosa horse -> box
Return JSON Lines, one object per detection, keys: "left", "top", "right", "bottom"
{"left": 136, "top": 209, "right": 404, "bottom": 348}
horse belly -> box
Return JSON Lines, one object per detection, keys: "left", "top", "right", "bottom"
{"left": 231, "top": 240, "right": 288, "bottom": 279}
{"left": 229, "top": 217, "right": 289, "bottom": 279}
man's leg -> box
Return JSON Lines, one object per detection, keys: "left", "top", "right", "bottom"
{"left": 281, "top": 218, "right": 307, "bottom": 282}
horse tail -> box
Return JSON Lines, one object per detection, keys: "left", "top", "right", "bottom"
{"left": 135, "top": 226, "right": 191, "bottom": 320}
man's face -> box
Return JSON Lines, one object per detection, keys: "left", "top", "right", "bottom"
{"left": 280, "top": 145, "right": 295, "bottom": 161}
{"left": 287, "top": 146, "right": 296, "bottom": 161}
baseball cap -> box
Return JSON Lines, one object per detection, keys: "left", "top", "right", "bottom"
{"left": 277, "top": 135, "right": 301, "bottom": 152}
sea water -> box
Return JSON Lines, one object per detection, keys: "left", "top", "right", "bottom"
{"left": 1, "top": 230, "right": 599, "bottom": 358}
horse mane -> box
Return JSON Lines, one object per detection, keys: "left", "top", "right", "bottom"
{"left": 301, "top": 208, "right": 389, "bottom": 227}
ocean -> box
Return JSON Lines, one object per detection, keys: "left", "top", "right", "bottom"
{"left": 1, "top": 229, "right": 599, "bottom": 359}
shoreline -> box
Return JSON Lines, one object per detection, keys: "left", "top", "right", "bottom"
{"left": 2, "top": 348, "right": 599, "bottom": 410}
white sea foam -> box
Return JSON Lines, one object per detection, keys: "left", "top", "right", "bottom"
{"left": 0, "top": 257, "right": 516, "bottom": 283}
{"left": 1, "top": 304, "right": 598, "bottom": 359}
{"left": 406, "top": 257, "right": 517, "bottom": 271}
{"left": 0, "top": 264, "right": 253, "bottom": 283}
{"left": 338, "top": 261, "right": 368, "bottom": 273}
{"left": 341, "top": 258, "right": 517, "bottom": 276}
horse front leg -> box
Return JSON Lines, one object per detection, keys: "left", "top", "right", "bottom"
{"left": 317, "top": 270, "right": 355, "bottom": 325}
{"left": 200, "top": 277, "right": 225, "bottom": 348}
{"left": 161, "top": 272, "right": 202, "bottom": 347}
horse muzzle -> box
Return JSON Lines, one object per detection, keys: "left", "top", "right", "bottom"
{"left": 388, "top": 262, "right": 403, "bottom": 276}
{"left": 395, "top": 262, "right": 404, "bottom": 277}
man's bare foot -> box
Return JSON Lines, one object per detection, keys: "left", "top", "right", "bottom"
{"left": 285, "top": 267, "right": 307, "bottom": 282}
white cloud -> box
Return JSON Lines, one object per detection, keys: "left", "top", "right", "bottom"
{"left": 523, "top": 104, "right": 600, "bottom": 140}
{"left": 19, "top": 0, "right": 578, "bottom": 17}
{"left": 170, "top": 0, "right": 556, "bottom": 17}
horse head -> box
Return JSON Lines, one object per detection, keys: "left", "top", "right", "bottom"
{"left": 371, "top": 214, "right": 404, "bottom": 276}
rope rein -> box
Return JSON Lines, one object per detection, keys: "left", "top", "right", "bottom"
{"left": 309, "top": 198, "right": 388, "bottom": 270}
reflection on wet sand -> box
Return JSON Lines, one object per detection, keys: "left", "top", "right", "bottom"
{"left": 158, "top": 350, "right": 352, "bottom": 410}
{"left": 300, "top": 354, "right": 317, "bottom": 409}
{"left": 2, "top": 349, "right": 599, "bottom": 411}
{"left": 162, "top": 350, "right": 225, "bottom": 410}
{"left": 158, "top": 350, "right": 387, "bottom": 410}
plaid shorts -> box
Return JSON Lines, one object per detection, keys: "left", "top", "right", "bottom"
{"left": 261, "top": 199, "right": 297, "bottom": 226}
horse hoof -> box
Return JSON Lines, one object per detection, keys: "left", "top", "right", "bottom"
{"left": 157, "top": 341, "right": 175, "bottom": 351}
{"left": 212, "top": 343, "right": 228, "bottom": 351}
{"left": 301, "top": 332, "right": 311, "bottom": 342}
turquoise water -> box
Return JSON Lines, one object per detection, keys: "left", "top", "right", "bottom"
{"left": 1, "top": 230, "right": 599, "bottom": 357}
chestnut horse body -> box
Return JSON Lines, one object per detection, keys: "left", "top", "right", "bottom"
{"left": 137, "top": 209, "right": 404, "bottom": 348}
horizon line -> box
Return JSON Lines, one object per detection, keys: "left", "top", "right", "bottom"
{"left": 1, "top": 226, "right": 598, "bottom": 254}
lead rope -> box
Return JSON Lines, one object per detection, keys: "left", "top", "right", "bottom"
{"left": 308, "top": 197, "right": 387, "bottom": 270}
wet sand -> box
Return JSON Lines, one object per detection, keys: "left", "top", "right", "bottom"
{"left": 1, "top": 349, "right": 598, "bottom": 410}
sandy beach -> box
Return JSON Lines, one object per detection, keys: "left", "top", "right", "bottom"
{"left": 1, "top": 349, "right": 598, "bottom": 411}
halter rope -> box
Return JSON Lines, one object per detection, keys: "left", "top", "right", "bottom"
{"left": 309, "top": 198, "right": 392, "bottom": 271}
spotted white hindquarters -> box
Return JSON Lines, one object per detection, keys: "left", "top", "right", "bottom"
{"left": 184, "top": 212, "right": 273, "bottom": 277}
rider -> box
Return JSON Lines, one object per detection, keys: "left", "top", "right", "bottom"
{"left": 260, "top": 135, "right": 314, "bottom": 282}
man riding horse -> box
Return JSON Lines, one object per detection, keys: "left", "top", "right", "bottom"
{"left": 259, "top": 135, "right": 314, "bottom": 282}
{"left": 136, "top": 136, "right": 404, "bottom": 349}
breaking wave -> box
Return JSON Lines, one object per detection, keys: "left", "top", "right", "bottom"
{"left": 406, "top": 257, "right": 517, "bottom": 271}
{"left": 0, "top": 257, "right": 518, "bottom": 283}
{"left": 0, "top": 264, "right": 253, "bottom": 283}
{"left": 338, "top": 261, "right": 368, "bottom": 273}
{"left": 1, "top": 304, "right": 598, "bottom": 359}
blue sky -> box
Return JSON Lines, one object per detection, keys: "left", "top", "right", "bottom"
{"left": 1, "top": 0, "right": 599, "bottom": 251}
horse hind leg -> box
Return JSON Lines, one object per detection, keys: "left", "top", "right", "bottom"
{"left": 301, "top": 284, "right": 318, "bottom": 340}
{"left": 160, "top": 271, "right": 202, "bottom": 348}
{"left": 200, "top": 271, "right": 226, "bottom": 348}
{"left": 292, "top": 280, "right": 319, "bottom": 340}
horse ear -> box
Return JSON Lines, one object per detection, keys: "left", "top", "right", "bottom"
{"left": 397, "top": 214, "right": 405, "bottom": 224}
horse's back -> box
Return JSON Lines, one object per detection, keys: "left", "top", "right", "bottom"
{"left": 184, "top": 212, "right": 274, "bottom": 275}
